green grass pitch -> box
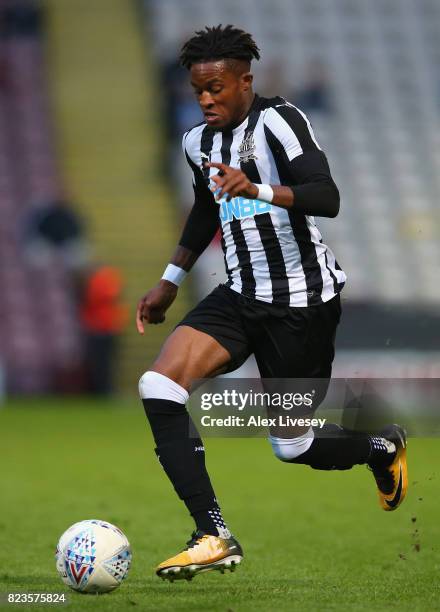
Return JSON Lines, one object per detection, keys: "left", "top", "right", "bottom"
{"left": 1, "top": 398, "right": 439, "bottom": 611}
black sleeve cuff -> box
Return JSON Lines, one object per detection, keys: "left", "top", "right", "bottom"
{"left": 292, "top": 180, "right": 340, "bottom": 218}
{"left": 288, "top": 150, "right": 340, "bottom": 218}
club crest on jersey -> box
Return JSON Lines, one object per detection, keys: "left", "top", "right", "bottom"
{"left": 238, "top": 131, "right": 257, "bottom": 163}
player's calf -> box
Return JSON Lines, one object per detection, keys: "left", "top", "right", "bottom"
{"left": 139, "top": 370, "right": 233, "bottom": 543}
{"left": 270, "top": 423, "right": 371, "bottom": 469}
{"left": 270, "top": 423, "right": 408, "bottom": 510}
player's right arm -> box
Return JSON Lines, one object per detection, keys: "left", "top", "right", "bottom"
{"left": 136, "top": 136, "right": 219, "bottom": 333}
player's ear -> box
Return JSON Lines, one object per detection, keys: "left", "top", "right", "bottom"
{"left": 241, "top": 72, "right": 253, "bottom": 91}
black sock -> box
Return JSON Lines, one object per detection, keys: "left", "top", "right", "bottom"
{"left": 287, "top": 423, "right": 395, "bottom": 470}
{"left": 143, "top": 398, "right": 228, "bottom": 537}
{"left": 192, "top": 507, "right": 229, "bottom": 537}
{"left": 367, "top": 435, "right": 397, "bottom": 467}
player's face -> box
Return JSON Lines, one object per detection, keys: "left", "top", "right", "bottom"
{"left": 190, "top": 60, "right": 253, "bottom": 130}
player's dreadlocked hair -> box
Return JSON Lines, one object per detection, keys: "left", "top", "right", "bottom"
{"left": 180, "top": 24, "right": 260, "bottom": 69}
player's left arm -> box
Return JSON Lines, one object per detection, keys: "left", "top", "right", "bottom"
{"left": 207, "top": 104, "right": 340, "bottom": 217}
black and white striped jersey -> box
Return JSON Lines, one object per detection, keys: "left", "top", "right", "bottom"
{"left": 182, "top": 94, "right": 346, "bottom": 307}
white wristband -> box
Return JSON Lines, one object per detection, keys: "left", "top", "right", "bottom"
{"left": 256, "top": 183, "right": 274, "bottom": 203}
{"left": 161, "top": 264, "right": 187, "bottom": 287}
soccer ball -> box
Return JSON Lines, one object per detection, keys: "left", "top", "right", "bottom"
{"left": 55, "top": 519, "right": 132, "bottom": 594}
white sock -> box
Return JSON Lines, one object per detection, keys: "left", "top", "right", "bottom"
{"left": 269, "top": 427, "right": 314, "bottom": 461}
{"left": 138, "top": 371, "right": 189, "bottom": 404}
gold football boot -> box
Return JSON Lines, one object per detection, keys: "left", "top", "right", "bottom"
{"left": 369, "top": 424, "right": 408, "bottom": 511}
{"left": 156, "top": 530, "right": 243, "bottom": 581}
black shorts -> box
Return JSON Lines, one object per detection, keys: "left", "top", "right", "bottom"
{"left": 177, "top": 284, "right": 342, "bottom": 378}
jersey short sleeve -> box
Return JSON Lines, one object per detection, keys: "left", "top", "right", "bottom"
{"left": 263, "top": 102, "right": 322, "bottom": 162}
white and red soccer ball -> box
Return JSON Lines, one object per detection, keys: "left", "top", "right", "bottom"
{"left": 55, "top": 519, "right": 132, "bottom": 593}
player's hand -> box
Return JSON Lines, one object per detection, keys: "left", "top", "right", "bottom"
{"left": 136, "top": 280, "right": 178, "bottom": 334}
{"left": 206, "top": 162, "right": 259, "bottom": 202}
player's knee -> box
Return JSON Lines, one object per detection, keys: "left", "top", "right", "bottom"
{"left": 269, "top": 428, "right": 314, "bottom": 462}
{"left": 138, "top": 370, "right": 189, "bottom": 405}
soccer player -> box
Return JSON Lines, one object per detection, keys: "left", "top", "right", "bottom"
{"left": 136, "top": 25, "right": 408, "bottom": 581}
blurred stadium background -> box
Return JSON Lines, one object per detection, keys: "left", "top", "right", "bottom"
{"left": 0, "top": 0, "right": 440, "bottom": 394}
{"left": 1, "top": 2, "right": 440, "bottom": 608}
